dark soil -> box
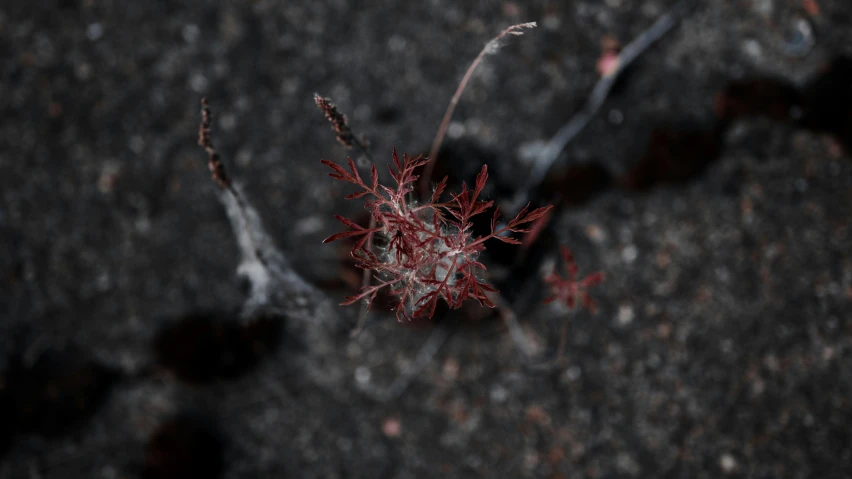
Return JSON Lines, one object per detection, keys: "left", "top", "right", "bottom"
{"left": 1, "top": 1, "right": 851, "bottom": 478}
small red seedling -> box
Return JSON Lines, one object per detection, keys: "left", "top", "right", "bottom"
{"left": 322, "top": 148, "right": 552, "bottom": 321}
{"left": 543, "top": 246, "right": 605, "bottom": 312}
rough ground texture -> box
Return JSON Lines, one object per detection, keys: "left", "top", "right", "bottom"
{"left": 1, "top": 0, "right": 851, "bottom": 478}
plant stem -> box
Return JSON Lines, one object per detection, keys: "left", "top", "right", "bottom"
{"left": 420, "top": 22, "right": 537, "bottom": 198}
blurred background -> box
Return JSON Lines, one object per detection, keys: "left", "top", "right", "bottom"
{"left": 1, "top": 0, "right": 851, "bottom": 478}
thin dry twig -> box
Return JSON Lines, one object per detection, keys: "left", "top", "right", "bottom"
{"left": 350, "top": 215, "right": 377, "bottom": 337}
{"left": 507, "top": 0, "right": 693, "bottom": 215}
{"left": 419, "top": 22, "right": 537, "bottom": 198}
{"left": 198, "top": 98, "right": 335, "bottom": 327}
{"left": 198, "top": 97, "right": 268, "bottom": 268}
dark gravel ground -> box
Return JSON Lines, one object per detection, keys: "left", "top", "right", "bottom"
{"left": 1, "top": 1, "right": 851, "bottom": 478}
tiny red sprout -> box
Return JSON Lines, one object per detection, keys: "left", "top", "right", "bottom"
{"left": 323, "top": 149, "right": 553, "bottom": 321}
{"left": 543, "top": 246, "right": 605, "bottom": 313}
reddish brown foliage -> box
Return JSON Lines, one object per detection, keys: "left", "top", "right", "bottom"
{"left": 543, "top": 246, "right": 605, "bottom": 312}
{"left": 323, "top": 148, "right": 552, "bottom": 320}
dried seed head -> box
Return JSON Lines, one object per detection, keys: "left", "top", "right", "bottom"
{"left": 198, "top": 97, "right": 231, "bottom": 189}
{"left": 485, "top": 22, "right": 537, "bottom": 54}
{"left": 314, "top": 93, "right": 356, "bottom": 149}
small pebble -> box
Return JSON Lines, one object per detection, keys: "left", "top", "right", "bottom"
{"left": 585, "top": 224, "right": 607, "bottom": 243}
{"left": 447, "top": 121, "right": 465, "bottom": 139}
{"left": 388, "top": 35, "right": 407, "bottom": 53}
{"left": 616, "top": 304, "right": 635, "bottom": 325}
{"left": 382, "top": 417, "right": 401, "bottom": 438}
{"left": 354, "top": 366, "right": 371, "bottom": 385}
{"left": 719, "top": 453, "right": 737, "bottom": 473}
{"left": 542, "top": 14, "right": 561, "bottom": 30}
{"left": 621, "top": 244, "right": 638, "bottom": 263}
{"left": 442, "top": 357, "right": 459, "bottom": 381}
{"left": 182, "top": 24, "right": 200, "bottom": 44}
{"left": 189, "top": 73, "right": 209, "bottom": 93}
{"left": 490, "top": 384, "right": 508, "bottom": 403}
{"left": 608, "top": 108, "right": 624, "bottom": 125}
{"left": 742, "top": 39, "right": 762, "bottom": 61}
{"left": 783, "top": 16, "right": 816, "bottom": 57}
{"left": 87, "top": 23, "right": 104, "bottom": 41}
{"left": 564, "top": 365, "right": 582, "bottom": 382}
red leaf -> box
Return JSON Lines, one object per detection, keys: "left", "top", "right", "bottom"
{"left": 582, "top": 271, "right": 606, "bottom": 287}
{"left": 465, "top": 260, "right": 488, "bottom": 271}
{"left": 471, "top": 200, "right": 494, "bottom": 217}
{"left": 413, "top": 291, "right": 439, "bottom": 319}
{"left": 392, "top": 146, "right": 401, "bottom": 174}
{"left": 432, "top": 176, "right": 448, "bottom": 203}
{"left": 520, "top": 208, "right": 552, "bottom": 249}
{"left": 490, "top": 207, "right": 501, "bottom": 233}
{"left": 493, "top": 235, "right": 523, "bottom": 244}
{"left": 469, "top": 281, "right": 496, "bottom": 307}
{"left": 445, "top": 207, "right": 465, "bottom": 221}
{"left": 395, "top": 309, "right": 412, "bottom": 322}
{"left": 353, "top": 232, "right": 373, "bottom": 251}
{"left": 345, "top": 190, "right": 372, "bottom": 200}
{"left": 403, "top": 173, "right": 420, "bottom": 188}
{"left": 353, "top": 248, "right": 379, "bottom": 265}
{"left": 581, "top": 294, "right": 597, "bottom": 313}
{"left": 322, "top": 229, "right": 371, "bottom": 243}
{"left": 333, "top": 214, "right": 364, "bottom": 230}
{"left": 341, "top": 296, "right": 362, "bottom": 305}
{"left": 510, "top": 204, "right": 554, "bottom": 227}
{"left": 347, "top": 157, "right": 363, "bottom": 184}
{"left": 321, "top": 159, "right": 353, "bottom": 182}
{"left": 406, "top": 154, "right": 430, "bottom": 171}
{"left": 379, "top": 184, "right": 397, "bottom": 198}
{"left": 343, "top": 190, "right": 372, "bottom": 200}
{"left": 341, "top": 285, "right": 379, "bottom": 305}
{"left": 473, "top": 165, "right": 488, "bottom": 201}
{"left": 559, "top": 245, "right": 574, "bottom": 265}
{"left": 511, "top": 203, "right": 529, "bottom": 224}
{"left": 371, "top": 164, "right": 378, "bottom": 190}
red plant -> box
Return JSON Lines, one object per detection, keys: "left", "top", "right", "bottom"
{"left": 322, "top": 148, "right": 552, "bottom": 321}
{"left": 543, "top": 246, "right": 605, "bottom": 312}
